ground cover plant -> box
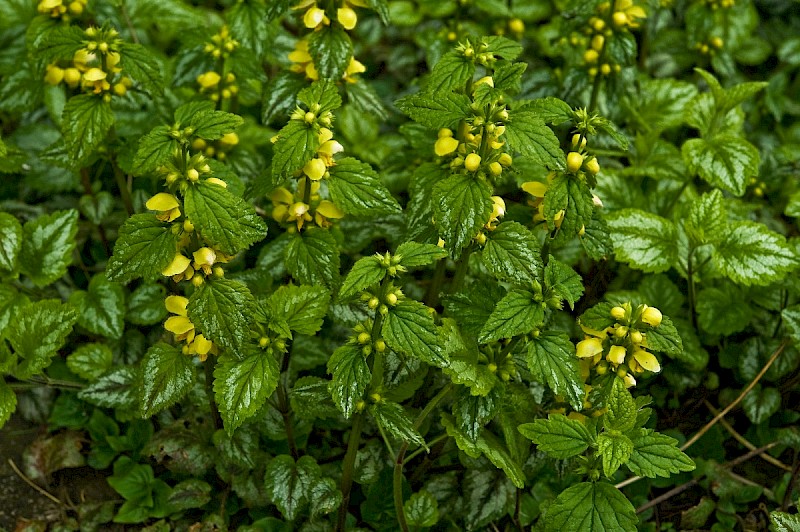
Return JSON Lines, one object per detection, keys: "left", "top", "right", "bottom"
{"left": 0, "top": 0, "right": 800, "bottom": 529}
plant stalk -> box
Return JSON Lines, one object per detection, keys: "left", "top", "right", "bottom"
{"left": 336, "top": 412, "right": 364, "bottom": 532}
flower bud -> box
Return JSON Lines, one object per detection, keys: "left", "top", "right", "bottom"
{"left": 583, "top": 49, "right": 599, "bottom": 63}
{"left": 607, "top": 345, "right": 626, "bottom": 365}
{"left": 488, "top": 161, "right": 502, "bottom": 176}
{"left": 375, "top": 339, "right": 386, "bottom": 352}
{"left": 585, "top": 157, "right": 600, "bottom": 175}
{"left": 337, "top": 6, "right": 357, "bottom": 29}
{"left": 498, "top": 153, "right": 513, "bottom": 167}
{"left": 187, "top": 168, "right": 200, "bottom": 182}
{"left": 571, "top": 134, "right": 587, "bottom": 149}
{"left": 641, "top": 306, "right": 662, "bottom": 327}
{"left": 576, "top": 337, "right": 603, "bottom": 358}
{"left": 386, "top": 293, "right": 398, "bottom": 306}
{"left": 610, "top": 306, "right": 626, "bottom": 320}
{"left": 630, "top": 330, "right": 643, "bottom": 344}
{"left": 358, "top": 332, "right": 370, "bottom": 344}
{"left": 465, "top": 153, "right": 481, "bottom": 172}
{"left": 567, "top": 152, "right": 584, "bottom": 173}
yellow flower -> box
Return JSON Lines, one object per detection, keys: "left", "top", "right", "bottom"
{"left": 186, "top": 334, "right": 215, "bottom": 361}
{"left": 162, "top": 253, "right": 194, "bottom": 281}
{"left": 465, "top": 153, "right": 481, "bottom": 172}
{"left": 220, "top": 132, "right": 239, "bottom": 146}
{"left": 337, "top": 6, "right": 357, "bottom": 29}
{"left": 197, "top": 71, "right": 221, "bottom": 90}
{"left": 435, "top": 136, "right": 459, "bottom": 157}
{"left": 576, "top": 337, "right": 603, "bottom": 358}
{"left": 44, "top": 65, "right": 64, "bottom": 85}
{"left": 165, "top": 295, "right": 189, "bottom": 316}
{"left": 487, "top": 196, "right": 505, "bottom": 228}
{"left": 607, "top": 345, "right": 626, "bottom": 365}
{"left": 612, "top": 0, "right": 646, "bottom": 28}
{"left": 73, "top": 49, "right": 96, "bottom": 72}
{"left": 633, "top": 349, "right": 660, "bottom": 372}
{"left": 288, "top": 40, "right": 320, "bottom": 81}
{"left": 83, "top": 68, "right": 110, "bottom": 94}
{"left": 522, "top": 181, "right": 548, "bottom": 198}
{"left": 623, "top": 373, "right": 637, "bottom": 388}
{"left": 314, "top": 200, "right": 344, "bottom": 228}
{"left": 641, "top": 305, "right": 662, "bottom": 327}
{"left": 146, "top": 193, "right": 181, "bottom": 222}
{"left": 192, "top": 247, "right": 217, "bottom": 275}
{"left": 343, "top": 57, "right": 366, "bottom": 83}
{"left": 303, "top": 158, "right": 327, "bottom": 181}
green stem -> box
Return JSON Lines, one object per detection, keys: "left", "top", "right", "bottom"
{"left": 393, "top": 383, "right": 453, "bottom": 531}
{"left": 336, "top": 412, "right": 364, "bottom": 532}
{"left": 451, "top": 247, "right": 473, "bottom": 292}
{"left": 687, "top": 246, "right": 697, "bottom": 329}
{"left": 425, "top": 260, "right": 448, "bottom": 307}
{"left": 111, "top": 158, "right": 135, "bottom": 216}
{"left": 204, "top": 357, "right": 222, "bottom": 431}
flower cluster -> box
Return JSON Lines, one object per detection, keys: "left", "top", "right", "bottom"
{"left": 147, "top": 154, "right": 235, "bottom": 359}
{"left": 191, "top": 132, "right": 239, "bottom": 161}
{"left": 288, "top": 39, "right": 366, "bottom": 83}
{"left": 37, "top": 0, "right": 86, "bottom": 19}
{"left": 203, "top": 25, "right": 239, "bottom": 59}
{"left": 44, "top": 27, "right": 132, "bottom": 100}
{"left": 195, "top": 27, "right": 240, "bottom": 102}
{"left": 576, "top": 302, "right": 664, "bottom": 388}
{"left": 293, "top": 0, "right": 366, "bottom": 30}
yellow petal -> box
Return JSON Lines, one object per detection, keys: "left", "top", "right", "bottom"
{"left": 522, "top": 181, "right": 548, "bottom": 197}
{"left": 165, "top": 295, "right": 189, "bottom": 316}
{"left": 318, "top": 128, "right": 334, "bottom": 144}
{"left": 303, "top": 158, "right": 327, "bottom": 181}
{"left": 318, "top": 140, "right": 344, "bottom": 157}
{"left": 206, "top": 177, "right": 227, "bottom": 188}
{"left": 623, "top": 373, "right": 637, "bottom": 388}
{"left": 165, "top": 315, "right": 194, "bottom": 335}
{"left": 197, "top": 71, "right": 221, "bottom": 89}
{"left": 633, "top": 350, "right": 660, "bottom": 372}
{"left": 288, "top": 49, "right": 312, "bottom": 63}
{"left": 270, "top": 187, "right": 294, "bottom": 206}
{"left": 304, "top": 6, "right": 325, "bottom": 28}
{"left": 162, "top": 254, "right": 191, "bottom": 276}
{"left": 641, "top": 306, "right": 662, "bottom": 327}
{"left": 607, "top": 345, "right": 626, "bottom": 365}
{"left": 576, "top": 337, "right": 603, "bottom": 358}
{"left": 83, "top": 68, "right": 107, "bottom": 82}
{"left": 192, "top": 335, "right": 213, "bottom": 355}
{"left": 316, "top": 200, "right": 344, "bottom": 219}
{"left": 193, "top": 247, "right": 217, "bottom": 268}
{"left": 434, "top": 136, "right": 459, "bottom": 156}
{"left": 337, "top": 6, "right": 357, "bottom": 29}
{"left": 146, "top": 192, "right": 180, "bottom": 212}
{"left": 345, "top": 58, "right": 366, "bottom": 76}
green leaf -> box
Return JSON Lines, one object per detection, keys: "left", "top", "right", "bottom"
{"left": 126, "top": 283, "right": 168, "bottom": 326}
{"left": 604, "top": 378, "right": 637, "bottom": 432}
{"left": 271, "top": 120, "right": 319, "bottom": 177}
{"left": 697, "top": 285, "right": 752, "bottom": 336}
{"left": 266, "top": 284, "right": 330, "bottom": 336}
{"left": 0, "top": 213, "right": 22, "bottom": 273}
{"left": 327, "top": 344, "right": 370, "bottom": 418}
{"left": 78, "top": 367, "right": 137, "bottom": 409}
{"left": 505, "top": 111, "right": 563, "bottom": 169}
{"left": 526, "top": 332, "right": 584, "bottom": 410}
{"left": 19, "top": 209, "right": 78, "bottom": 287}
{"left": 742, "top": 385, "right": 781, "bottom": 424}
{"left": 518, "top": 414, "right": 593, "bottom": 459}
{"left": 686, "top": 189, "right": 727, "bottom": 245}
{"left": 544, "top": 482, "right": 637, "bottom": 532}
{"left": 138, "top": 343, "right": 196, "bottom": 418}
{"left": 167, "top": 479, "right": 211, "bottom": 512}
{"left": 682, "top": 135, "right": 759, "bottom": 196}
{"left": 404, "top": 490, "right": 439, "bottom": 528}
{"left": 285, "top": 227, "right": 340, "bottom": 288}
{"left": 771, "top": 511, "right": 800, "bottom": 532}
{"left": 32, "top": 25, "right": 85, "bottom": 64}
{"left": 290, "top": 376, "right": 339, "bottom": 420}
{"left": 395, "top": 242, "right": 447, "bottom": 268}
{"left": 604, "top": 209, "right": 677, "bottom": 273}
{"left": 107, "top": 214, "right": 179, "bottom": 284}
{"left": 326, "top": 157, "right": 401, "bottom": 216}
{"left": 9, "top": 300, "right": 77, "bottom": 379}
{"left": 184, "top": 181, "right": 267, "bottom": 255}
{"left": 262, "top": 72, "right": 305, "bottom": 124}
{"left": 597, "top": 431, "right": 633, "bottom": 477}
{"left": 782, "top": 305, "right": 800, "bottom": 345}
{"left": 79, "top": 191, "right": 114, "bottom": 225}
{"left": 479, "top": 289, "right": 544, "bottom": 344}
{"left": 544, "top": 257, "right": 584, "bottom": 310}
{"left": 481, "top": 221, "right": 542, "bottom": 285}
{"left": 339, "top": 255, "right": 384, "bottom": 300}
{"left": 190, "top": 110, "right": 243, "bottom": 140}
{"left": 626, "top": 429, "right": 695, "bottom": 478}
{"left": 713, "top": 221, "right": 798, "bottom": 286}
{"left": 188, "top": 278, "right": 257, "bottom": 353}
{"left": 0, "top": 378, "right": 17, "bottom": 429}
{"left": 483, "top": 35, "right": 523, "bottom": 60}
{"left": 297, "top": 79, "right": 342, "bottom": 114}
{"left": 370, "top": 401, "right": 426, "bottom": 448}
{"left": 69, "top": 274, "right": 126, "bottom": 339}
{"left": 67, "top": 343, "right": 113, "bottom": 381}
{"left": 432, "top": 173, "right": 493, "bottom": 256}
{"left": 644, "top": 316, "right": 683, "bottom": 356}
{"left": 542, "top": 174, "right": 594, "bottom": 243}
{"left": 383, "top": 299, "right": 446, "bottom": 366}
{"left": 424, "top": 51, "right": 475, "bottom": 93}
{"left": 453, "top": 389, "right": 499, "bottom": 442}
{"left": 516, "top": 97, "right": 573, "bottom": 125}
{"left": 579, "top": 302, "right": 616, "bottom": 332}
{"left": 395, "top": 92, "right": 472, "bottom": 130}
{"left": 264, "top": 455, "right": 323, "bottom": 521}
{"left": 214, "top": 349, "right": 279, "bottom": 435}
{"left": 119, "top": 42, "right": 163, "bottom": 94}
{"left": 308, "top": 24, "right": 352, "bottom": 80}
{"left": 61, "top": 94, "right": 114, "bottom": 165}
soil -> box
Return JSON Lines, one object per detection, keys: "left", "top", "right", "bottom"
{"left": 0, "top": 414, "right": 117, "bottom": 530}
